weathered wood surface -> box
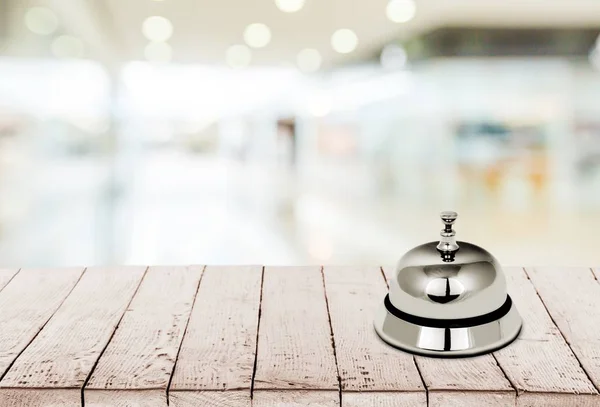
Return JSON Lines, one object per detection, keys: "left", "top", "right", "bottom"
{"left": 525, "top": 267, "right": 600, "bottom": 391}
{"left": 85, "top": 266, "right": 203, "bottom": 407}
{"left": 253, "top": 266, "right": 339, "bottom": 406}
{"left": 324, "top": 266, "right": 426, "bottom": 406}
{"left": 495, "top": 267, "right": 598, "bottom": 406}
{"left": 0, "top": 268, "right": 84, "bottom": 383}
{"left": 170, "top": 265, "right": 262, "bottom": 407}
{"left": 0, "top": 265, "right": 598, "bottom": 406}
{"left": 0, "top": 266, "right": 146, "bottom": 406}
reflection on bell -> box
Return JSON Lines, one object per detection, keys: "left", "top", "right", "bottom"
{"left": 426, "top": 277, "right": 464, "bottom": 303}
{"left": 374, "top": 211, "right": 522, "bottom": 357}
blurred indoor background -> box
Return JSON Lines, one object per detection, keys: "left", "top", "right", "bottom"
{"left": 1, "top": 0, "right": 600, "bottom": 267}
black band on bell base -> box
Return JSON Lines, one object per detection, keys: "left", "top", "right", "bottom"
{"left": 383, "top": 294, "right": 513, "bottom": 329}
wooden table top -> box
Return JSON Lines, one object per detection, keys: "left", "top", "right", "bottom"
{"left": 0, "top": 266, "right": 598, "bottom": 407}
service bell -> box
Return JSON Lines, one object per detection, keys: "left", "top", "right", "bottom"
{"left": 374, "top": 211, "right": 522, "bottom": 357}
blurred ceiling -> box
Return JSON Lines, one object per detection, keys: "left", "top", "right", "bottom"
{"left": 3, "top": 0, "right": 600, "bottom": 69}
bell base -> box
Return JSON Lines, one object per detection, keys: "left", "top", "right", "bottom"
{"left": 374, "top": 298, "right": 522, "bottom": 358}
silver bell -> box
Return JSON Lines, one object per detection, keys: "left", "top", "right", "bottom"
{"left": 374, "top": 211, "right": 522, "bottom": 357}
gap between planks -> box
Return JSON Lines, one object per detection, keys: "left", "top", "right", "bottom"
{"left": 0, "top": 268, "right": 21, "bottom": 294}
{"left": 320, "top": 266, "right": 344, "bottom": 406}
{"left": 79, "top": 266, "right": 150, "bottom": 406}
{"left": 164, "top": 265, "right": 207, "bottom": 403}
{"left": 249, "top": 266, "right": 265, "bottom": 399}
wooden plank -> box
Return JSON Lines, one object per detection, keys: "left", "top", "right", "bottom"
{"left": 253, "top": 266, "right": 339, "bottom": 407}
{"left": 428, "top": 392, "right": 516, "bottom": 407}
{"left": 0, "top": 266, "right": 146, "bottom": 407}
{"left": 0, "top": 268, "right": 19, "bottom": 292}
{"left": 85, "top": 389, "right": 165, "bottom": 407}
{"left": 85, "top": 266, "right": 204, "bottom": 407}
{"left": 494, "top": 267, "right": 598, "bottom": 406}
{"left": 170, "top": 390, "right": 247, "bottom": 407}
{"left": 322, "top": 266, "right": 425, "bottom": 406}
{"left": 516, "top": 392, "right": 600, "bottom": 407}
{"left": 381, "top": 266, "right": 515, "bottom": 407}
{"left": 343, "top": 392, "right": 426, "bottom": 407}
{"left": 0, "top": 389, "right": 82, "bottom": 406}
{"left": 253, "top": 266, "right": 338, "bottom": 390}
{"left": 253, "top": 390, "right": 338, "bottom": 407}
{"left": 417, "top": 356, "right": 516, "bottom": 407}
{"left": 169, "top": 266, "right": 262, "bottom": 407}
{"left": 0, "top": 268, "right": 84, "bottom": 379}
{"left": 414, "top": 352, "right": 512, "bottom": 393}
{"left": 525, "top": 267, "right": 600, "bottom": 390}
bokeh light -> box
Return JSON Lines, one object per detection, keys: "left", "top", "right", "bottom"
{"left": 24, "top": 7, "right": 58, "bottom": 36}
{"left": 380, "top": 44, "right": 407, "bottom": 69}
{"left": 275, "top": 0, "right": 305, "bottom": 13}
{"left": 331, "top": 29, "right": 358, "bottom": 54}
{"left": 243, "top": 23, "right": 272, "bottom": 48}
{"left": 386, "top": 0, "right": 416, "bottom": 23}
{"left": 142, "top": 16, "right": 174, "bottom": 42}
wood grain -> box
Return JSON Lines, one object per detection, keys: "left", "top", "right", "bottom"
{"left": 0, "top": 266, "right": 146, "bottom": 406}
{"left": 170, "top": 390, "right": 248, "bottom": 407}
{"left": 415, "top": 355, "right": 514, "bottom": 392}
{"left": 0, "top": 268, "right": 84, "bottom": 379}
{"left": 322, "top": 266, "right": 425, "bottom": 404}
{"left": 381, "top": 266, "right": 515, "bottom": 406}
{"left": 83, "top": 389, "right": 166, "bottom": 407}
{"left": 169, "top": 266, "right": 262, "bottom": 407}
{"left": 525, "top": 267, "right": 600, "bottom": 390}
{"left": 85, "top": 266, "right": 204, "bottom": 407}
{"left": 253, "top": 266, "right": 338, "bottom": 393}
{"left": 429, "top": 391, "right": 516, "bottom": 407}
{"left": 0, "top": 269, "right": 19, "bottom": 292}
{"left": 253, "top": 390, "right": 338, "bottom": 407}
{"left": 0, "top": 388, "right": 82, "bottom": 407}
{"left": 495, "top": 267, "right": 598, "bottom": 405}
{"left": 343, "top": 392, "right": 426, "bottom": 407}
{"left": 517, "top": 392, "right": 600, "bottom": 407}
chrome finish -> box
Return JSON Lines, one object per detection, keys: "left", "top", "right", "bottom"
{"left": 374, "top": 299, "right": 522, "bottom": 357}
{"left": 374, "top": 211, "right": 523, "bottom": 357}
{"left": 389, "top": 241, "right": 505, "bottom": 320}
